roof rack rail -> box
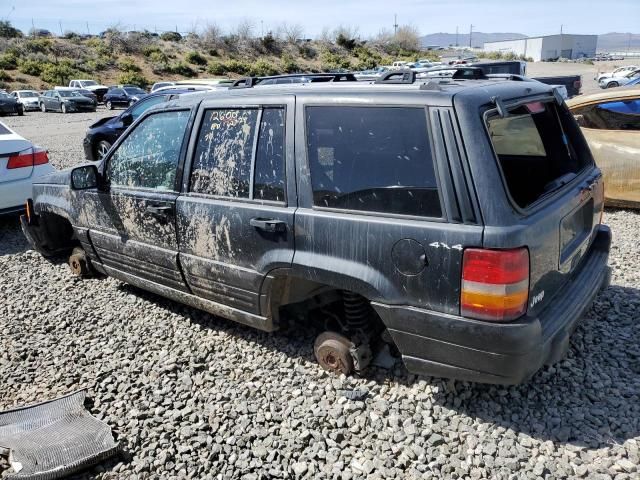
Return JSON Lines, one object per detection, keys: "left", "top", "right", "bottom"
{"left": 375, "top": 69, "right": 416, "bottom": 84}
{"left": 229, "top": 73, "right": 358, "bottom": 89}
{"left": 230, "top": 77, "right": 259, "bottom": 89}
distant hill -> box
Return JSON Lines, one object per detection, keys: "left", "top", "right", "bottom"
{"left": 421, "top": 32, "right": 526, "bottom": 49}
{"left": 596, "top": 32, "right": 640, "bottom": 52}
{"left": 422, "top": 32, "right": 640, "bottom": 52}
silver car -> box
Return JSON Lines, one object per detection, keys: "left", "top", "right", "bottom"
{"left": 11, "top": 90, "right": 41, "bottom": 111}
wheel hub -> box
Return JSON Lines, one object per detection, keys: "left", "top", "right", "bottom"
{"left": 314, "top": 331, "right": 354, "bottom": 375}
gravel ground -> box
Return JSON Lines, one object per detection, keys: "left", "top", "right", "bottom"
{"left": 1, "top": 111, "right": 639, "bottom": 480}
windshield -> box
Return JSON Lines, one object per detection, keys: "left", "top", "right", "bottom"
{"left": 59, "top": 90, "right": 82, "bottom": 98}
{"left": 80, "top": 80, "right": 98, "bottom": 87}
{"left": 124, "top": 87, "right": 145, "bottom": 95}
{"left": 20, "top": 91, "right": 38, "bottom": 97}
{"left": 0, "top": 93, "right": 12, "bottom": 100}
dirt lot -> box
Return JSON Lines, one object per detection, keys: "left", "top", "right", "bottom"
{"left": 0, "top": 108, "right": 639, "bottom": 480}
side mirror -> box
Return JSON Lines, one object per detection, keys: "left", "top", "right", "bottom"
{"left": 573, "top": 114, "right": 586, "bottom": 127}
{"left": 121, "top": 112, "right": 133, "bottom": 126}
{"left": 71, "top": 164, "right": 100, "bottom": 190}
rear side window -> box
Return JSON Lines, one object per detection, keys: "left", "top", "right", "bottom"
{"left": 487, "top": 101, "right": 592, "bottom": 209}
{"left": 306, "top": 106, "right": 441, "bottom": 218}
{"left": 573, "top": 99, "right": 640, "bottom": 130}
{"left": 254, "top": 108, "right": 285, "bottom": 201}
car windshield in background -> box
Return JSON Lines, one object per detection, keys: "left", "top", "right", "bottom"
{"left": 21, "top": 92, "right": 38, "bottom": 97}
{"left": 59, "top": 90, "right": 82, "bottom": 98}
{"left": 0, "top": 93, "right": 13, "bottom": 100}
{"left": 81, "top": 81, "right": 98, "bottom": 86}
{"left": 124, "top": 87, "right": 146, "bottom": 95}
{"left": 487, "top": 101, "right": 592, "bottom": 209}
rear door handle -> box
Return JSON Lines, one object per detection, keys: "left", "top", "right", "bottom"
{"left": 250, "top": 218, "right": 286, "bottom": 233}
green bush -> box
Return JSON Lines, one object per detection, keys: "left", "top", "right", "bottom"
{"left": 40, "top": 60, "right": 78, "bottom": 85}
{"left": 0, "top": 70, "right": 12, "bottom": 81}
{"left": 25, "top": 38, "right": 52, "bottom": 54}
{"left": 18, "top": 58, "right": 43, "bottom": 76}
{"left": 160, "top": 31, "right": 182, "bottom": 42}
{"left": 167, "top": 62, "right": 195, "bottom": 77}
{"left": 248, "top": 59, "right": 279, "bottom": 77}
{"left": 83, "top": 56, "right": 109, "bottom": 72}
{"left": 320, "top": 49, "right": 352, "bottom": 71}
{"left": 148, "top": 50, "right": 168, "bottom": 64}
{"left": 185, "top": 51, "right": 207, "bottom": 65}
{"left": 86, "top": 38, "right": 110, "bottom": 57}
{"left": 223, "top": 59, "right": 250, "bottom": 75}
{"left": 207, "top": 61, "right": 225, "bottom": 75}
{"left": 117, "top": 57, "right": 141, "bottom": 72}
{"left": 0, "top": 53, "right": 17, "bottom": 70}
{"left": 280, "top": 54, "right": 299, "bottom": 73}
{"left": 116, "top": 71, "right": 150, "bottom": 88}
{"left": 143, "top": 45, "right": 163, "bottom": 57}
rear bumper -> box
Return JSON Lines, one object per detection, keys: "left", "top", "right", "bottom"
{"left": 373, "top": 225, "right": 612, "bottom": 385}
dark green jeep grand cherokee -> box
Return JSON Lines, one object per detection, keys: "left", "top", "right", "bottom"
{"left": 22, "top": 71, "right": 611, "bottom": 384}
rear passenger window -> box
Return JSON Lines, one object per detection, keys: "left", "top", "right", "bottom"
{"left": 487, "top": 101, "right": 592, "bottom": 209}
{"left": 190, "top": 109, "right": 259, "bottom": 198}
{"left": 306, "top": 106, "right": 441, "bottom": 218}
{"left": 254, "top": 108, "right": 285, "bottom": 202}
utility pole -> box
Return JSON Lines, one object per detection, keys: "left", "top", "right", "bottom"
{"left": 560, "top": 24, "right": 563, "bottom": 35}
{"left": 455, "top": 26, "right": 459, "bottom": 47}
{"left": 261, "top": 20, "right": 264, "bottom": 37}
{"left": 628, "top": 32, "right": 632, "bottom": 57}
{"left": 469, "top": 24, "right": 473, "bottom": 48}
{"left": 59, "top": 20, "right": 63, "bottom": 36}
{"left": 86, "top": 21, "right": 90, "bottom": 35}
{"left": 31, "top": 18, "right": 35, "bottom": 36}
{"left": 393, "top": 14, "right": 398, "bottom": 36}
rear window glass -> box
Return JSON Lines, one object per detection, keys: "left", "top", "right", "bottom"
{"left": 306, "top": 106, "right": 441, "bottom": 218}
{"left": 0, "top": 124, "right": 11, "bottom": 135}
{"left": 487, "top": 101, "right": 592, "bottom": 209}
{"left": 573, "top": 99, "right": 640, "bottom": 130}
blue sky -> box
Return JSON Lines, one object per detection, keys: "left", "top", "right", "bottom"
{"left": 7, "top": 0, "right": 640, "bottom": 37}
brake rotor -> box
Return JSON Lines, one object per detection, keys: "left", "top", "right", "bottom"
{"left": 314, "top": 331, "right": 354, "bottom": 375}
{"left": 68, "top": 247, "right": 90, "bottom": 277}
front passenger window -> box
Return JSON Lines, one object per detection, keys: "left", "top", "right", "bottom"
{"left": 107, "top": 110, "right": 190, "bottom": 191}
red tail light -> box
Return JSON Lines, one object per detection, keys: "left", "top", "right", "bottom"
{"left": 461, "top": 248, "right": 529, "bottom": 322}
{"left": 6, "top": 148, "right": 49, "bottom": 169}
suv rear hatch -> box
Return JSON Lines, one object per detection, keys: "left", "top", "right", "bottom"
{"left": 483, "top": 97, "right": 604, "bottom": 317}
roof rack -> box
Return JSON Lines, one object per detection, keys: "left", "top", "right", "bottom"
{"left": 374, "top": 69, "right": 416, "bottom": 84}
{"left": 229, "top": 73, "right": 357, "bottom": 89}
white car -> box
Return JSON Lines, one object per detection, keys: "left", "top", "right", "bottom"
{"left": 599, "top": 69, "right": 640, "bottom": 89}
{"left": 11, "top": 90, "right": 41, "bottom": 111}
{"left": 150, "top": 81, "right": 175, "bottom": 92}
{"left": 595, "top": 65, "right": 639, "bottom": 82}
{"left": 0, "top": 121, "right": 54, "bottom": 215}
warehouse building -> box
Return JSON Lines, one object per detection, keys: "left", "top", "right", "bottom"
{"left": 483, "top": 34, "right": 598, "bottom": 61}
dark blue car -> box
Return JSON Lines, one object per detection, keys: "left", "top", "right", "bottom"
{"left": 84, "top": 88, "right": 200, "bottom": 160}
{"left": 103, "top": 85, "right": 148, "bottom": 110}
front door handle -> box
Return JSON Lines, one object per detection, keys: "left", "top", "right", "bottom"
{"left": 145, "top": 204, "right": 173, "bottom": 218}
{"left": 250, "top": 218, "right": 286, "bottom": 233}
